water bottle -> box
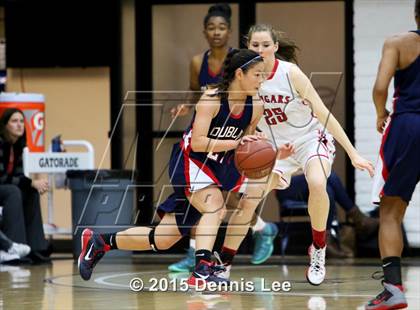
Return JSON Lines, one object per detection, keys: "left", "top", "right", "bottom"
{"left": 51, "top": 135, "right": 66, "bottom": 188}
{"left": 51, "top": 135, "right": 62, "bottom": 152}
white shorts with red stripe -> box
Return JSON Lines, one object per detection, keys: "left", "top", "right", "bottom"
{"left": 271, "top": 129, "right": 336, "bottom": 189}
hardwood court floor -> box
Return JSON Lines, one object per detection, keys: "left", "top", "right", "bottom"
{"left": 1, "top": 256, "right": 419, "bottom": 310}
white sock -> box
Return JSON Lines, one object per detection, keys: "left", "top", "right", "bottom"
{"left": 252, "top": 216, "right": 267, "bottom": 232}
{"left": 189, "top": 238, "right": 196, "bottom": 249}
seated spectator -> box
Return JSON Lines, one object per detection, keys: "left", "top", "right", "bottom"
{"left": 0, "top": 108, "right": 50, "bottom": 263}
{"left": 276, "top": 171, "right": 379, "bottom": 258}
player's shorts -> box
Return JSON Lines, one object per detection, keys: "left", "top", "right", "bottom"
{"left": 169, "top": 142, "right": 246, "bottom": 196}
{"left": 372, "top": 113, "right": 420, "bottom": 204}
{"left": 271, "top": 129, "right": 336, "bottom": 189}
{"left": 156, "top": 143, "right": 246, "bottom": 235}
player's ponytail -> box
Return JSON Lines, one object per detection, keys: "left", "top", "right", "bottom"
{"left": 246, "top": 24, "right": 299, "bottom": 64}
{"left": 272, "top": 29, "right": 299, "bottom": 64}
{"left": 215, "top": 49, "right": 240, "bottom": 97}
{"left": 215, "top": 49, "right": 263, "bottom": 99}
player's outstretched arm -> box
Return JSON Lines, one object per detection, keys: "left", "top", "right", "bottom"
{"left": 290, "top": 65, "right": 374, "bottom": 177}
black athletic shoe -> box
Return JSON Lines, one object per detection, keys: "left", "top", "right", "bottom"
{"left": 78, "top": 229, "right": 110, "bottom": 281}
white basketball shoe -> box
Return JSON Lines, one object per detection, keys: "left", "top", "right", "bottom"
{"left": 306, "top": 244, "right": 326, "bottom": 286}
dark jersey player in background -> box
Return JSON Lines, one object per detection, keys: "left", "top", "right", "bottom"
{"left": 366, "top": 1, "right": 420, "bottom": 309}
{"left": 171, "top": 3, "right": 232, "bottom": 118}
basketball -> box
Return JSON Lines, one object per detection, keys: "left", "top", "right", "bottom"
{"left": 234, "top": 139, "right": 277, "bottom": 179}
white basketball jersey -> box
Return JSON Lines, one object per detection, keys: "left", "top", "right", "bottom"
{"left": 257, "top": 59, "right": 324, "bottom": 145}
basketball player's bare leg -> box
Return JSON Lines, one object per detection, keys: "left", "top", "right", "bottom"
{"left": 378, "top": 197, "right": 408, "bottom": 298}
{"left": 168, "top": 191, "right": 276, "bottom": 272}
{"left": 169, "top": 192, "right": 233, "bottom": 273}
{"left": 305, "top": 158, "right": 331, "bottom": 231}
{"left": 187, "top": 186, "right": 226, "bottom": 252}
{"left": 78, "top": 213, "right": 183, "bottom": 280}
{"left": 364, "top": 197, "right": 409, "bottom": 309}
{"left": 116, "top": 214, "right": 182, "bottom": 251}
{"left": 78, "top": 185, "right": 228, "bottom": 283}
{"left": 185, "top": 190, "right": 224, "bottom": 252}
{"left": 365, "top": 195, "right": 409, "bottom": 309}
{"left": 117, "top": 186, "right": 225, "bottom": 254}
{"left": 184, "top": 186, "right": 234, "bottom": 286}
{"left": 304, "top": 158, "right": 331, "bottom": 285}
{"left": 378, "top": 197, "right": 407, "bottom": 259}
{"left": 214, "top": 173, "right": 280, "bottom": 276}
{"left": 224, "top": 174, "right": 278, "bottom": 249}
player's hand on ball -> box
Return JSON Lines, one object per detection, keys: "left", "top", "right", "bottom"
{"left": 277, "top": 143, "right": 295, "bottom": 160}
{"left": 255, "top": 131, "right": 268, "bottom": 140}
{"left": 376, "top": 110, "right": 389, "bottom": 133}
{"left": 351, "top": 154, "right": 375, "bottom": 177}
{"left": 240, "top": 135, "right": 260, "bottom": 145}
{"left": 170, "top": 104, "right": 192, "bottom": 119}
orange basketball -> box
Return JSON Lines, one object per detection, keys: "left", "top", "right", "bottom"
{"left": 234, "top": 139, "right": 277, "bottom": 179}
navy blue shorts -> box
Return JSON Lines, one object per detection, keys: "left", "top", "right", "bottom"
{"left": 372, "top": 113, "right": 420, "bottom": 204}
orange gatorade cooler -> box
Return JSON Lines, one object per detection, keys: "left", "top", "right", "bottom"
{"left": 0, "top": 92, "right": 45, "bottom": 152}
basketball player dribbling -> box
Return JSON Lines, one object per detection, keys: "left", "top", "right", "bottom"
{"left": 366, "top": 2, "right": 420, "bottom": 309}
{"left": 169, "top": 4, "right": 280, "bottom": 272}
{"left": 78, "top": 49, "right": 292, "bottom": 287}
{"left": 213, "top": 24, "right": 374, "bottom": 286}
{"left": 168, "top": 3, "right": 234, "bottom": 273}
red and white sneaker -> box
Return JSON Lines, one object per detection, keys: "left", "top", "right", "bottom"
{"left": 213, "top": 263, "right": 231, "bottom": 280}
{"left": 306, "top": 244, "right": 326, "bottom": 286}
{"left": 78, "top": 229, "right": 110, "bottom": 281}
{"left": 187, "top": 260, "right": 230, "bottom": 289}
{"left": 213, "top": 251, "right": 231, "bottom": 280}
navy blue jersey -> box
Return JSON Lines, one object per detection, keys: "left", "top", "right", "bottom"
{"left": 181, "top": 95, "right": 253, "bottom": 165}
{"left": 392, "top": 30, "right": 420, "bottom": 115}
{"left": 198, "top": 49, "right": 232, "bottom": 89}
